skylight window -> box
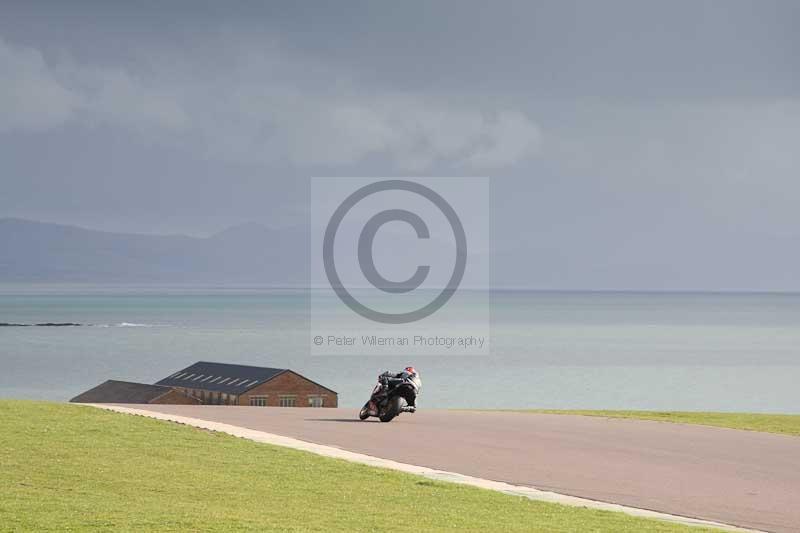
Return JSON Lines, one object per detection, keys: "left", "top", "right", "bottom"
{"left": 201, "top": 375, "right": 213, "bottom": 382}
{"left": 193, "top": 374, "right": 205, "bottom": 381}
{"left": 218, "top": 378, "right": 231, "bottom": 384}
{"left": 209, "top": 376, "right": 221, "bottom": 383}
{"left": 184, "top": 374, "right": 196, "bottom": 380}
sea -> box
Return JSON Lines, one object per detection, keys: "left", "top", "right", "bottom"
{"left": 1, "top": 284, "right": 799, "bottom": 411}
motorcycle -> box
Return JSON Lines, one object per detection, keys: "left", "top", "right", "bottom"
{"left": 358, "top": 372, "right": 421, "bottom": 422}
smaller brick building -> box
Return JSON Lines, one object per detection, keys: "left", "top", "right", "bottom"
{"left": 155, "top": 361, "right": 338, "bottom": 407}
{"left": 70, "top": 380, "right": 200, "bottom": 405}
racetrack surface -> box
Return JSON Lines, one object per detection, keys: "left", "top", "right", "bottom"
{"left": 119, "top": 406, "right": 800, "bottom": 532}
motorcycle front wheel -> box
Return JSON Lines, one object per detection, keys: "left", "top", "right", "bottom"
{"left": 379, "top": 396, "right": 405, "bottom": 423}
{"left": 358, "top": 403, "right": 370, "bottom": 420}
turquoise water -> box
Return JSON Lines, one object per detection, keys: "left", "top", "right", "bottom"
{"left": 1, "top": 285, "right": 799, "bottom": 411}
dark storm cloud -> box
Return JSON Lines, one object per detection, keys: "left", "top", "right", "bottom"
{"left": 3, "top": 1, "right": 797, "bottom": 98}
{"left": 0, "top": 1, "right": 798, "bottom": 289}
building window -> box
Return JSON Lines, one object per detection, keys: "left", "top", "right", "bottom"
{"left": 249, "top": 395, "right": 268, "bottom": 407}
{"left": 308, "top": 396, "right": 324, "bottom": 408}
{"left": 279, "top": 395, "right": 296, "bottom": 407}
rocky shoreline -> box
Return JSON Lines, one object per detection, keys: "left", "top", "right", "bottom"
{"left": 0, "top": 322, "right": 83, "bottom": 327}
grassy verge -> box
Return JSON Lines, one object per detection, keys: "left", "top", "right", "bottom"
{"left": 495, "top": 410, "right": 800, "bottom": 436}
{"left": 0, "top": 400, "right": 721, "bottom": 532}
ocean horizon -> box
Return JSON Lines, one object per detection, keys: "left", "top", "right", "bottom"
{"left": 2, "top": 284, "right": 798, "bottom": 412}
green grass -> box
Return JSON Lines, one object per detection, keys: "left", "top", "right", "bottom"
{"left": 496, "top": 410, "right": 800, "bottom": 436}
{"left": 0, "top": 401, "right": 721, "bottom": 532}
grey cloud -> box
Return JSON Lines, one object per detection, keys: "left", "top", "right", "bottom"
{"left": 0, "top": 37, "right": 76, "bottom": 131}
{"left": 0, "top": 37, "right": 187, "bottom": 133}
{"left": 0, "top": 34, "right": 541, "bottom": 171}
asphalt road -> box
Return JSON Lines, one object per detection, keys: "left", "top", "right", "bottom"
{"left": 124, "top": 405, "right": 800, "bottom": 532}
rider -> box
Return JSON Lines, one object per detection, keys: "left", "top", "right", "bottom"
{"left": 371, "top": 366, "right": 420, "bottom": 412}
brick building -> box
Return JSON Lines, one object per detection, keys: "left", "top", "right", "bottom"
{"left": 155, "top": 361, "right": 338, "bottom": 407}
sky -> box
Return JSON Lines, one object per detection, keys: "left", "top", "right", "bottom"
{"left": 1, "top": 1, "right": 799, "bottom": 290}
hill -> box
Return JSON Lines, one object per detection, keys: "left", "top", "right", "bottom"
{"left": 0, "top": 218, "right": 307, "bottom": 284}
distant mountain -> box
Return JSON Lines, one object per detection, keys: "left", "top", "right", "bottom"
{"left": 0, "top": 218, "right": 308, "bottom": 284}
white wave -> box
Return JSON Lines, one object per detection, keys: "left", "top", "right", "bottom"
{"left": 93, "top": 322, "right": 169, "bottom": 328}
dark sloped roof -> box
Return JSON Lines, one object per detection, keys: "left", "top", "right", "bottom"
{"left": 155, "top": 361, "right": 287, "bottom": 395}
{"left": 70, "top": 380, "right": 179, "bottom": 403}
